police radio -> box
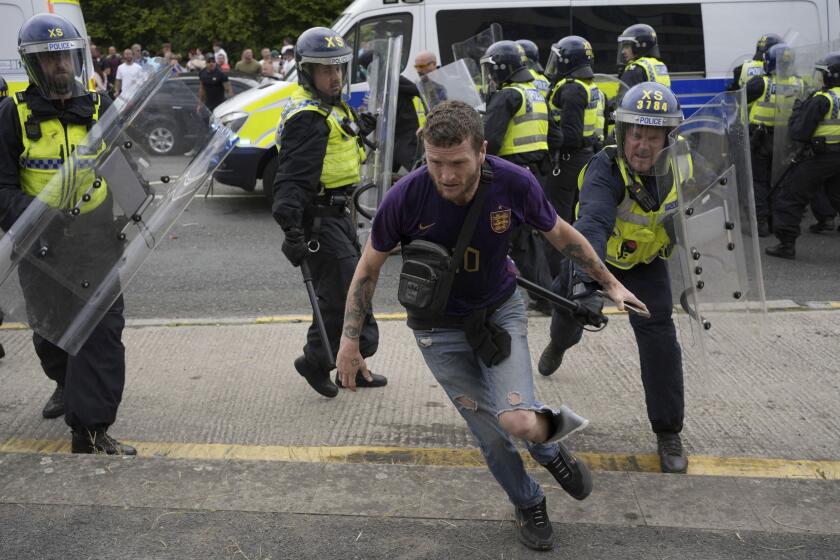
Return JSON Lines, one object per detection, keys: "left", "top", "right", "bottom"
{"left": 627, "top": 182, "right": 659, "bottom": 213}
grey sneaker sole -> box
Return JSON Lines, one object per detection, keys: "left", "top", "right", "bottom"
{"left": 546, "top": 405, "right": 589, "bottom": 444}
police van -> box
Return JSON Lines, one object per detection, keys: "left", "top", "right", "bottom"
{"left": 212, "top": 0, "right": 840, "bottom": 196}
{"left": 0, "top": 0, "right": 93, "bottom": 96}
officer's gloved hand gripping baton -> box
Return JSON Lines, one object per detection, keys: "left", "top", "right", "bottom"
{"left": 515, "top": 277, "right": 609, "bottom": 328}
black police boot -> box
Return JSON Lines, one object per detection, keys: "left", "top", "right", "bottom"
{"left": 542, "top": 442, "right": 593, "bottom": 500}
{"left": 808, "top": 218, "right": 836, "bottom": 233}
{"left": 335, "top": 370, "right": 388, "bottom": 389}
{"left": 71, "top": 428, "right": 137, "bottom": 455}
{"left": 656, "top": 432, "right": 688, "bottom": 474}
{"left": 538, "top": 342, "right": 565, "bottom": 376}
{"left": 765, "top": 240, "right": 796, "bottom": 259}
{"left": 514, "top": 497, "right": 554, "bottom": 551}
{"left": 42, "top": 385, "right": 64, "bottom": 419}
{"left": 294, "top": 355, "right": 338, "bottom": 398}
{"left": 757, "top": 219, "right": 771, "bottom": 237}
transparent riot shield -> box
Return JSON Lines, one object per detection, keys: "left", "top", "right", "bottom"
{"left": 726, "top": 53, "right": 761, "bottom": 89}
{"left": 593, "top": 74, "right": 628, "bottom": 140}
{"left": 656, "top": 89, "right": 767, "bottom": 365}
{"left": 451, "top": 24, "right": 503, "bottom": 97}
{"left": 771, "top": 41, "right": 838, "bottom": 188}
{"left": 357, "top": 35, "right": 402, "bottom": 223}
{"left": 415, "top": 58, "right": 483, "bottom": 111}
{"left": 0, "top": 66, "right": 238, "bottom": 354}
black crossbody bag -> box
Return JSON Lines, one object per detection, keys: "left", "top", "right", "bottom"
{"left": 397, "top": 164, "right": 493, "bottom": 315}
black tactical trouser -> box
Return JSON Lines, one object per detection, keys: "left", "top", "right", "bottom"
{"left": 301, "top": 210, "right": 379, "bottom": 371}
{"left": 749, "top": 127, "right": 774, "bottom": 224}
{"left": 810, "top": 187, "right": 839, "bottom": 222}
{"left": 548, "top": 257, "right": 684, "bottom": 434}
{"left": 773, "top": 152, "right": 840, "bottom": 242}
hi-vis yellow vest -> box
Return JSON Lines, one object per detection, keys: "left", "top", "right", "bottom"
{"left": 626, "top": 57, "right": 671, "bottom": 87}
{"left": 576, "top": 147, "right": 692, "bottom": 269}
{"left": 529, "top": 69, "right": 551, "bottom": 98}
{"left": 738, "top": 59, "right": 765, "bottom": 88}
{"left": 412, "top": 96, "right": 427, "bottom": 128}
{"left": 748, "top": 75, "right": 803, "bottom": 127}
{"left": 498, "top": 81, "right": 549, "bottom": 156}
{"left": 277, "top": 85, "right": 366, "bottom": 189}
{"left": 548, "top": 78, "right": 605, "bottom": 142}
{"left": 15, "top": 93, "right": 107, "bottom": 213}
{"left": 813, "top": 87, "right": 840, "bottom": 143}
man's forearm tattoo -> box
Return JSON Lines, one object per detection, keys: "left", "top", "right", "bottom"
{"left": 561, "top": 242, "right": 609, "bottom": 282}
{"left": 343, "top": 275, "right": 376, "bottom": 340}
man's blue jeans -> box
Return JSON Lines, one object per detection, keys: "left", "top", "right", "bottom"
{"left": 412, "top": 290, "right": 561, "bottom": 509}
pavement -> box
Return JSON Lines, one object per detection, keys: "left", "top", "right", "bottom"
{"left": 0, "top": 303, "right": 839, "bottom": 559}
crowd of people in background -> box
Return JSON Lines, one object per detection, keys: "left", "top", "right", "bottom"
{"left": 88, "top": 36, "right": 297, "bottom": 99}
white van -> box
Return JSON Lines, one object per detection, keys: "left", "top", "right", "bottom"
{"left": 214, "top": 0, "right": 840, "bottom": 193}
{"left": 0, "top": 0, "right": 93, "bottom": 96}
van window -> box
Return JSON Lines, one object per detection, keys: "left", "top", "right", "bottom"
{"left": 572, "top": 4, "right": 705, "bottom": 75}
{"left": 343, "top": 13, "right": 413, "bottom": 84}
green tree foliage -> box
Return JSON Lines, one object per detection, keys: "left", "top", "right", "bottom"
{"left": 81, "top": 0, "right": 348, "bottom": 57}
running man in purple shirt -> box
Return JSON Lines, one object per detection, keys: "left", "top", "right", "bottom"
{"left": 335, "top": 100, "right": 646, "bottom": 551}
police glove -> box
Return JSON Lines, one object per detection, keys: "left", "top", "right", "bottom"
{"left": 570, "top": 281, "right": 607, "bottom": 329}
{"left": 358, "top": 111, "right": 378, "bottom": 137}
{"left": 281, "top": 227, "right": 307, "bottom": 267}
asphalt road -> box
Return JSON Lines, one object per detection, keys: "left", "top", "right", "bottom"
{"left": 127, "top": 182, "right": 840, "bottom": 319}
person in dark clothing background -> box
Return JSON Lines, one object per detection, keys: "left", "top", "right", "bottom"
{"left": 393, "top": 75, "right": 426, "bottom": 172}
{"left": 198, "top": 54, "right": 233, "bottom": 112}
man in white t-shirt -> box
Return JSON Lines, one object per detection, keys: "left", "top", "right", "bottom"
{"left": 115, "top": 48, "right": 145, "bottom": 99}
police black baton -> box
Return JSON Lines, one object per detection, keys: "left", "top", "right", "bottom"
{"left": 515, "top": 276, "right": 609, "bottom": 328}
{"left": 352, "top": 182, "right": 377, "bottom": 221}
{"left": 300, "top": 258, "right": 335, "bottom": 371}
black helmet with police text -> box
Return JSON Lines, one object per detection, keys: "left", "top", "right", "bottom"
{"left": 18, "top": 13, "right": 89, "bottom": 100}
{"left": 480, "top": 40, "right": 531, "bottom": 96}
{"left": 617, "top": 23, "right": 660, "bottom": 65}
{"left": 516, "top": 39, "right": 543, "bottom": 72}
{"left": 754, "top": 33, "right": 783, "bottom": 61}
{"left": 0, "top": 76, "right": 7, "bottom": 97}
{"left": 763, "top": 43, "right": 793, "bottom": 76}
{"left": 545, "top": 35, "right": 595, "bottom": 80}
{"left": 294, "top": 26, "right": 352, "bottom": 102}
{"left": 614, "top": 82, "right": 683, "bottom": 173}
{"left": 814, "top": 51, "right": 840, "bottom": 88}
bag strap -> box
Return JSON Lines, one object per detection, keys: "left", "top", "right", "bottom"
{"left": 449, "top": 162, "right": 493, "bottom": 273}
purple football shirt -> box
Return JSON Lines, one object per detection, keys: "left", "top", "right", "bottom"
{"left": 370, "top": 155, "right": 558, "bottom": 315}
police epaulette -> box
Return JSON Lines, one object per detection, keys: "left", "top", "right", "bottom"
{"left": 604, "top": 145, "right": 618, "bottom": 160}
{"left": 15, "top": 91, "right": 25, "bottom": 103}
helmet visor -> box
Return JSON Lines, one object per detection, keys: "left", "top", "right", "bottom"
{"left": 544, "top": 46, "right": 562, "bottom": 81}
{"left": 617, "top": 39, "right": 637, "bottom": 66}
{"left": 19, "top": 39, "right": 89, "bottom": 99}
{"left": 479, "top": 59, "right": 498, "bottom": 98}
{"left": 615, "top": 118, "right": 679, "bottom": 177}
{"left": 300, "top": 59, "right": 352, "bottom": 101}
{"left": 813, "top": 67, "right": 827, "bottom": 89}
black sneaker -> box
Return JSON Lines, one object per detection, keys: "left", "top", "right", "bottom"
{"left": 71, "top": 429, "right": 137, "bottom": 455}
{"left": 294, "top": 355, "right": 338, "bottom": 398}
{"left": 656, "top": 432, "right": 688, "bottom": 474}
{"left": 335, "top": 370, "right": 388, "bottom": 389}
{"left": 42, "top": 385, "right": 64, "bottom": 419}
{"left": 514, "top": 497, "right": 554, "bottom": 551}
{"left": 538, "top": 343, "right": 565, "bottom": 376}
{"left": 543, "top": 442, "right": 593, "bottom": 500}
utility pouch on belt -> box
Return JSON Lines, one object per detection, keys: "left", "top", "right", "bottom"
{"left": 398, "top": 164, "right": 493, "bottom": 314}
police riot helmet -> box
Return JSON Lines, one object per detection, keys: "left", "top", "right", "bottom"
{"left": 479, "top": 40, "right": 530, "bottom": 97}
{"left": 0, "top": 76, "right": 7, "bottom": 97}
{"left": 763, "top": 43, "right": 793, "bottom": 76}
{"left": 617, "top": 23, "right": 660, "bottom": 65}
{"left": 294, "top": 26, "right": 352, "bottom": 103}
{"left": 18, "top": 13, "right": 89, "bottom": 100}
{"left": 754, "top": 33, "right": 783, "bottom": 61}
{"left": 516, "top": 39, "right": 543, "bottom": 72}
{"left": 814, "top": 51, "right": 840, "bottom": 89}
{"left": 545, "top": 36, "right": 595, "bottom": 81}
{"left": 614, "top": 82, "right": 683, "bottom": 174}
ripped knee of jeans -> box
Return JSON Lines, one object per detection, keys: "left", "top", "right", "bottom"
{"left": 507, "top": 391, "right": 523, "bottom": 406}
{"left": 455, "top": 395, "right": 478, "bottom": 412}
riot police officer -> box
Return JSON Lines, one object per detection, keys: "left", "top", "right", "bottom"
{"left": 543, "top": 36, "right": 605, "bottom": 230}
{"left": 617, "top": 24, "right": 671, "bottom": 88}
{"left": 728, "top": 33, "right": 783, "bottom": 91}
{"left": 272, "top": 26, "right": 387, "bottom": 396}
{"left": 767, "top": 51, "right": 840, "bottom": 259}
{"left": 539, "top": 82, "right": 689, "bottom": 473}
{"left": 0, "top": 14, "right": 134, "bottom": 454}
{"left": 393, "top": 75, "right": 426, "bottom": 172}
{"left": 516, "top": 39, "right": 550, "bottom": 98}
{"left": 745, "top": 43, "right": 803, "bottom": 236}
{"left": 480, "top": 40, "right": 553, "bottom": 310}
{"left": 0, "top": 76, "right": 8, "bottom": 98}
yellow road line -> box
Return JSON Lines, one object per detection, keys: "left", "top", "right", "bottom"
{"left": 0, "top": 439, "right": 836, "bottom": 480}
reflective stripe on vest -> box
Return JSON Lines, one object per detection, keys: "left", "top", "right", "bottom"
{"left": 412, "top": 96, "right": 427, "bottom": 128}
{"left": 499, "top": 81, "right": 549, "bottom": 156}
{"left": 628, "top": 57, "right": 671, "bottom": 87}
{"left": 529, "top": 69, "right": 551, "bottom": 98}
{"left": 739, "top": 59, "right": 764, "bottom": 88}
{"left": 277, "top": 85, "right": 365, "bottom": 189}
{"left": 15, "top": 94, "right": 107, "bottom": 212}
{"left": 814, "top": 87, "right": 840, "bottom": 143}
{"left": 548, "top": 78, "right": 605, "bottom": 140}
{"left": 749, "top": 75, "right": 803, "bottom": 126}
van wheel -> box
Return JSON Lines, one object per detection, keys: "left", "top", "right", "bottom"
{"left": 262, "top": 158, "right": 277, "bottom": 204}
